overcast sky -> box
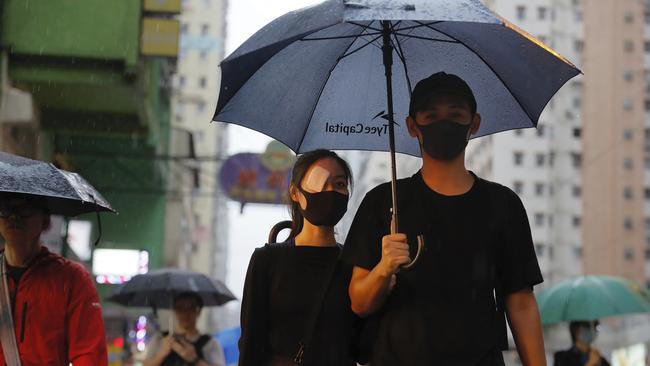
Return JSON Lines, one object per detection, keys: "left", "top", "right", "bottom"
{"left": 222, "top": 0, "right": 324, "bottom": 306}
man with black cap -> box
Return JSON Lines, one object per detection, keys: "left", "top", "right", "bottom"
{"left": 343, "top": 72, "right": 546, "bottom": 365}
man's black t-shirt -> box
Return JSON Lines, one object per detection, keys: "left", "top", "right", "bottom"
{"left": 342, "top": 171, "right": 543, "bottom": 366}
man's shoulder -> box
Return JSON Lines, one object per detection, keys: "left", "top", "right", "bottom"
{"left": 365, "top": 174, "right": 419, "bottom": 200}
{"left": 475, "top": 175, "right": 521, "bottom": 203}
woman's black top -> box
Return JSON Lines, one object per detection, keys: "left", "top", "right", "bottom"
{"left": 238, "top": 240, "right": 359, "bottom": 366}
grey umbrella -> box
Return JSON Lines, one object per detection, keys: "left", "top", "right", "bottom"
{"left": 107, "top": 268, "right": 236, "bottom": 309}
{"left": 214, "top": 0, "right": 580, "bottom": 265}
{"left": 0, "top": 151, "right": 115, "bottom": 216}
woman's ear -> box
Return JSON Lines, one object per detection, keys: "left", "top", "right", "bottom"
{"left": 289, "top": 184, "right": 300, "bottom": 203}
{"left": 469, "top": 113, "right": 481, "bottom": 136}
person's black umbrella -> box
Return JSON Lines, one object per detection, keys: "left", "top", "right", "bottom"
{"left": 0, "top": 151, "right": 115, "bottom": 216}
{"left": 213, "top": 0, "right": 581, "bottom": 267}
{"left": 107, "top": 268, "right": 236, "bottom": 309}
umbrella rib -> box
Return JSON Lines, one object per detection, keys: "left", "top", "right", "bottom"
{"left": 414, "top": 21, "right": 537, "bottom": 124}
{"left": 348, "top": 21, "right": 383, "bottom": 33}
{"left": 393, "top": 21, "right": 441, "bottom": 32}
{"left": 302, "top": 32, "right": 382, "bottom": 41}
{"left": 391, "top": 32, "right": 460, "bottom": 44}
{"left": 296, "top": 21, "right": 375, "bottom": 153}
{"left": 339, "top": 34, "right": 383, "bottom": 60}
{"left": 391, "top": 31, "right": 414, "bottom": 97}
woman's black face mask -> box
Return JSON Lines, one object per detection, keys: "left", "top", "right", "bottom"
{"left": 415, "top": 119, "right": 473, "bottom": 161}
{"left": 297, "top": 187, "right": 348, "bottom": 227}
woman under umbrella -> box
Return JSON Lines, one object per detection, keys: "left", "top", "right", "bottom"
{"left": 239, "top": 149, "right": 362, "bottom": 366}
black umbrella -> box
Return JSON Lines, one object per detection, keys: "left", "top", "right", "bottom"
{"left": 0, "top": 151, "right": 115, "bottom": 216}
{"left": 107, "top": 268, "right": 236, "bottom": 309}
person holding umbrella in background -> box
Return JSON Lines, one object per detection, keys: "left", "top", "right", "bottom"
{"left": 143, "top": 292, "right": 225, "bottom": 366}
{"left": 0, "top": 193, "right": 108, "bottom": 365}
{"left": 554, "top": 321, "right": 610, "bottom": 366}
{"left": 0, "top": 152, "right": 115, "bottom": 365}
{"left": 343, "top": 72, "right": 546, "bottom": 365}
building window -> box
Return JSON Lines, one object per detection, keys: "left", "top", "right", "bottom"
{"left": 201, "top": 24, "right": 210, "bottom": 36}
{"left": 549, "top": 152, "right": 555, "bottom": 167}
{"left": 624, "top": 129, "right": 633, "bottom": 140}
{"left": 181, "top": 23, "right": 189, "bottom": 34}
{"left": 575, "top": 10, "right": 583, "bottom": 22}
{"left": 624, "top": 217, "right": 634, "bottom": 231}
{"left": 179, "top": 75, "right": 186, "bottom": 88}
{"left": 645, "top": 99, "right": 650, "bottom": 112}
{"left": 624, "top": 186, "right": 633, "bottom": 199}
{"left": 624, "top": 248, "right": 635, "bottom": 261}
{"left": 535, "top": 213, "right": 545, "bottom": 227}
{"left": 548, "top": 185, "right": 554, "bottom": 196}
{"left": 200, "top": 50, "right": 208, "bottom": 61}
{"left": 623, "top": 99, "right": 633, "bottom": 110}
{"left": 624, "top": 12, "right": 634, "bottom": 24}
{"left": 573, "top": 216, "right": 581, "bottom": 227}
{"left": 573, "top": 186, "right": 581, "bottom": 198}
{"left": 513, "top": 181, "right": 524, "bottom": 195}
{"left": 624, "top": 70, "right": 634, "bottom": 82}
{"left": 516, "top": 5, "right": 526, "bottom": 21}
{"left": 536, "top": 153, "right": 545, "bottom": 167}
{"left": 197, "top": 101, "right": 206, "bottom": 113}
{"left": 571, "top": 152, "right": 582, "bottom": 169}
{"left": 574, "top": 40, "right": 584, "bottom": 53}
{"left": 538, "top": 6, "right": 547, "bottom": 20}
{"left": 645, "top": 187, "right": 650, "bottom": 199}
{"left": 535, "top": 182, "right": 544, "bottom": 196}
{"left": 548, "top": 246, "right": 554, "bottom": 260}
{"left": 645, "top": 41, "right": 650, "bottom": 53}
{"left": 573, "top": 247, "right": 583, "bottom": 259}
{"left": 573, "top": 127, "right": 582, "bottom": 138}
{"left": 199, "top": 77, "right": 207, "bottom": 88}
{"left": 646, "top": 11, "right": 650, "bottom": 24}
{"left": 573, "top": 96, "right": 582, "bottom": 109}
{"left": 624, "top": 40, "right": 634, "bottom": 53}
{"left": 514, "top": 151, "right": 524, "bottom": 166}
{"left": 536, "top": 125, "right": 545, "bottom": 137}
{"left": 624, "top": 157, "right": 634, "bottom": 170}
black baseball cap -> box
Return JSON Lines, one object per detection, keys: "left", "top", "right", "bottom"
{"left": 409, "top": 72, "right": 477, "bottom": 118}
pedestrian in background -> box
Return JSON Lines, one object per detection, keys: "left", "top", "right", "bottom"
{"left": 554, "top": 321, "right": 610, "bottom": 366}
{"left": 144, "top": 292, "right": 225, "bottom": 366}
{"left": 0, "top": 193, "right": 108, "bottom": 365}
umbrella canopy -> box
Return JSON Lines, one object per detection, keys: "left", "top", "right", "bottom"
{"left": 536, "top": 275, "right": 650, "bottom": 325}
{"left": 0, "top": 151, "right": 115, "bottom": 216}
{"left": 214, "top": 0, "right": 580, "bottom": 157}
{"left": 108, "top": 268, "right": 236, "bottom": 308}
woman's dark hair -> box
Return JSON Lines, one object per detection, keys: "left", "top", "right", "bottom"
{"left": 288, "top": 149, "right": 352, "bottom": 238}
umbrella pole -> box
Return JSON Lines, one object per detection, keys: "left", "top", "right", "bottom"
{"left": 381, "top": 20, "right": 399, "bottom": 235}
{"left": 381, "top": 21, "right": 424, "bottom": 270}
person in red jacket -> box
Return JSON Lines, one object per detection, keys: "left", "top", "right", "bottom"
{"left": 0, "top": 193, "right": 108, "bottom": 365}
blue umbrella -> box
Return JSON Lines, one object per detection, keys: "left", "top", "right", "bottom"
{"left": 213, "top": 0, "right": 580, "bottom": 260}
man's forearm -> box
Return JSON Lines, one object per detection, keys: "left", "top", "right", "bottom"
{"left": 506, "top": 290, "right": 547, "bottom": 366}
{"left": 349, "top": 266, "right": 393, "bottom": 317}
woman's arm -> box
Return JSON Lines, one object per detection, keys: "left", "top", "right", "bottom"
{"left": 238, "top": 247, "right": 270, "bottom": 366}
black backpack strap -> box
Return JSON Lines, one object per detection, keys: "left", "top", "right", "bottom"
{"left": 194, "top": 334, "right": 212, "bottom": 359}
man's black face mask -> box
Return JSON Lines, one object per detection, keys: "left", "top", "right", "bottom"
{"left": 415, "top": 119, "right": 473, "bottom": 161}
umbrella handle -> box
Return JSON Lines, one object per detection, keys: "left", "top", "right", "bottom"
{"left": 391, "top": 215, "right": 424, "bottom": 270}
{"left": 401, "top": 235, "right": 424, "bottom": 271}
